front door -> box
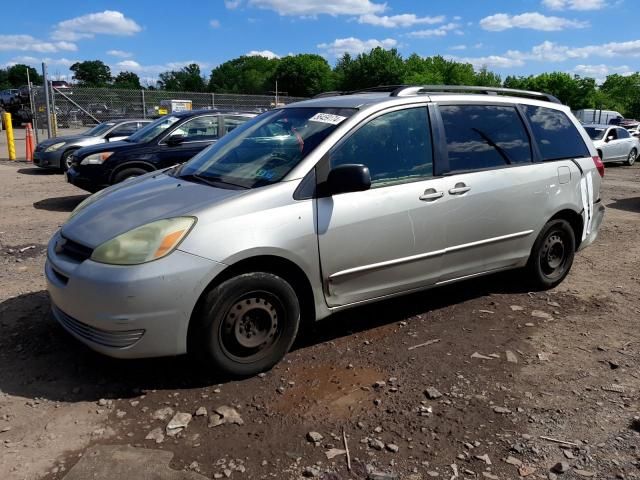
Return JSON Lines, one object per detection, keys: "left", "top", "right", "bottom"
{"left": 156, "top": 115, "right": 220, "bottom": 168}
{"left": 317, "top": 106, "right": 448, "bottom": 307}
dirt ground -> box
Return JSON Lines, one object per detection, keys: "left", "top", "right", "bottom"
{"left": 0, "top": 160, "right": 638, "bottom": 480}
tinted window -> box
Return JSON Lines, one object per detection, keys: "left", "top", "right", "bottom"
{"left": 584, "top": 126, "right": 606, "bottom": 140}
{"left": 440, "top": 105, "right": 532, "bottom": 172}
{"left": 331, "top": 108, "right": 433, "bottom": 187}
{"left": 110, "top": 123, "right": 139, "bottom": 137}
{"left": 617, "top": 128, "right": 630, "bottom": 139}
{"left": 169, "top": 116, "right": 219, "bottom": 142}
{"left": 523, "top": 106, "right": 590, "bottom": 161}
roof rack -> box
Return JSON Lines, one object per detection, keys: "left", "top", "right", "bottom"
{"left": 312, "top": 85, "right": 561, "bottom": 104}
{"left": 390, "top": 85, "right": 561, "bottom": 104}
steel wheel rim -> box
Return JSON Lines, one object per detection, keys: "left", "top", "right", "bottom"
{"left": 629, "top": 150, "right": 636, "bottom": 165}
{"left": 218, "top": 291, "right": 283, "bottom": 364}
{"left": 540, "top": 231, "right": 568, "bottom": 279}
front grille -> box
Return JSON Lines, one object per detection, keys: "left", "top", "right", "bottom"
{"left": 59, "top": 235, "right": 93, "bottom": 262}
{"left": 53, "top": 305, "right": 145, "bottom": 349}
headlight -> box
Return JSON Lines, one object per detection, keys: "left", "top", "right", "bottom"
{"left": 45, "top": 142, "right": 65, "bottom": 152}
{"left": 90, "top": 217, "right": 196, "bottom": 265}
{"left": 80, "top": 152, "right": 114, "bottom": 165}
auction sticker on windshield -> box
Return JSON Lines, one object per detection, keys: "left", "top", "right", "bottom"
{"left": 309, "top": 113, "right": 347, "bottom": 125}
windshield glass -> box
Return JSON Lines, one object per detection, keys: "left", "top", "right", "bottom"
{"left": 177, "top": 107, "right": 356, "bottom": 188}
{"left": 584, "top": 126, "right": 606, "bottom": 140}
{"left": 83, "top": 122, "right": 116, "bottom": 137}
{"left": 126, "top": 116, "right": 180, "bottom": 143}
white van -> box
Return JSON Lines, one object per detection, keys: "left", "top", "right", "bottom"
{"left": 574, "top": 109, "right": 623, "bottom": 125}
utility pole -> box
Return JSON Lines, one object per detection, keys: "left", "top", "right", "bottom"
{"left": 42, "top": 63, "right": 52, "bottom": 139}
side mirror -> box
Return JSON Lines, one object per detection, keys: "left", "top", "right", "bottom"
{"left": 605, "top": 135, "right": 615, "bottom": 143}
{"left": 326, "top": 164, "right": 371, "bottom": 196}
{"left": 166, "top": 134, "right": 186, "bottom": 146}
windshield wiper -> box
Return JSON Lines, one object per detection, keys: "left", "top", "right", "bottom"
{"left": 472, "top": 128, "right": 512, "bottom": 165}
{"left": 179, "top": 173, "right": 248, "bottom": 190}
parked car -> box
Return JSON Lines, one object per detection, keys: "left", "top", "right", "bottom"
{"left": 66, "top": 110, "right": 256, "bottom": 192}
{"left": 33, "top": 119, "right": 151, "bottom": 171}
{"left": 575, "top": 109, "right": 623, "bottom": 125}
{"left": 584, "top": 124, "right": 639, "bottom": 165}
{"left": 624, "top": 124, "right": 640, "bottom": 137}
{"left": 0, "top": 89, "right": 20, "bottom": 107}
{"left": 47, "top": 86, "right": 605, "bottom": 376}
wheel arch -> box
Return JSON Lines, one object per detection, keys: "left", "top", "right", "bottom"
{"left": 109, "top": 161, "right": 156, "bottom": 183}
{"left": 187, "top": 254, "right": 316, "bottom": 353}
{"left": 548, "top": 208, "right": 584, "bottom": 249}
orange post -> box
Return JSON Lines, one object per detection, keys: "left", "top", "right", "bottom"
{"left": 25, "top": 123, "right": 34, "bottom": 162}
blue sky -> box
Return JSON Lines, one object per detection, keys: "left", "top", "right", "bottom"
{"left": 1, "top": 0, "right": 638, "bottom": 85}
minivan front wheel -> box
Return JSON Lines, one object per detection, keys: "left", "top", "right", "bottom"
{"left": 526, "top": 219, "right": 575, "bottom": 289}
{"left": 194, "top": 272, "right": 300, "bottom": 377}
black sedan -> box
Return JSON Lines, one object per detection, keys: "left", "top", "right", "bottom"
{"left": 66, "top": 110, "right": 257, "bottom": 192}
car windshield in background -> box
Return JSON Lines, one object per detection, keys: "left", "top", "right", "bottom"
{"left": 584, "top": 126, "right": 606, "bottom": 140}
{"left": 177, "top": 107, "right": 356, "bottom": 189}
{"left": 83, "top": 122, "right": 116, "bottom": 137}
{"left": 126, "top": 116, "right": 180, "bottom": 143}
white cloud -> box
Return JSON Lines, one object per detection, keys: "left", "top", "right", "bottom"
{"left": 111, "top": 60, "right": 212, "bottom": 77}
{"left": 106, "top": 49, "right": 133, "bottom": 58}
{"left": 249, "top": 0, "right": 385, "bottom": 16}
{"left": 408, "top": 23, "right": 462, "bottom": 38}
{"left": 210, "top": 19, "right": 221, "bottom": 28}
{"left": 480, "top": 12, "right": 588, "bottom": 31}
{"left": 52, "top": 11, "right": 141, "bottom": 41}
{"left": 542, "top": 0, "right": 606, "bottom": 11}
{"left": 115, "top": 60, "right": 141, "bottom": 70}
{"left": 449, "top": 44, "right": 467, "bottom": 51}
{"left": 358, "top": 13, "right": 445, "bottom": 28}
{"left": 246, "top": 50, "right": 281, "bottom": 59}
{"left": 0, "top": 35, "right": 77, "bottom": 53}
{"left": 317, "top": 37, "right": 397, "bottom": 56}
{"left": 3, "top": 56, "right": 76, "bottom": 68}
{"left": 225, "top": 0, "right": 242, "bottom": 8}
{"left": 573, "top": 64, "right": 633, "bottom": 82}
{"left": 450, "top": 54, "right": 525, "bottom": 69}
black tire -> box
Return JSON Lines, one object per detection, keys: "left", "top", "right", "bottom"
{"left": 60, "top": 149, "right": 77, "bottom": 172}
{"left": 113, "top": 167, "right": 149, "bottom": 184}
{"left": 192, "top": 272, "right": 300, "bottom": 377}
{"left": 625, "top": 148, "right": 637, "bottom": 166}
{"left": 526, "top": 219, "right": 576, "bottom": 290}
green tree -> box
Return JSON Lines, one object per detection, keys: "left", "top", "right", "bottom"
{"left": 0, "top": 69, "right": 10, "bottom": 90}
{"left": 335, "top": 47, "right": 406, "bottom": 91}
{"left": 504, "top": 72, "right": 597, "bottom": 110}
{"left": 158, "top": 63, "right": 206, "bottom": 91}
{"left": 209, "top": 55, "right": 279, "bottom": 94}
{"left": 5, "top": 64, "right": 42, "bottom": 87}
{"left": 272, "top": 54, "right": 334, "bottom": 97}
{"left": 601, "top": 73, "right": 640, "bottom": 117}
{"left": 474, "top": 67, "right": 502, "bottom": 87}
{"left": 113, "top": 71, "right": 141, "bottom": 89}
{"left": 70, "top": 60, "right": 112, "bottom": 87}
{"left": 404, "top": 55, "right": 475, "bottom": 86}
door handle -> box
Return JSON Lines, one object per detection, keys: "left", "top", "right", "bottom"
{"left": 448, "top": 183, "right": 471, "bottom": 195}
{"left": 419, "top": 188, "right": 444, "bottom": 201}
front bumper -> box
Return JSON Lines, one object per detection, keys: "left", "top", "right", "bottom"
{"left": 33, "top": 150, "right": 63, "bottom": 169}
{"left": 46, "top": 231, "right": 226, "bottom": 358}
{"left": 66, "top": 165, "right": 108, "bottom": 192}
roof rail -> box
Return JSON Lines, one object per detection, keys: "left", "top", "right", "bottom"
{"left": 390, "top": 85, "right": 562, "bottom": 104}
{"left": 312, "top": 86, "right": 406, "bottom": 98}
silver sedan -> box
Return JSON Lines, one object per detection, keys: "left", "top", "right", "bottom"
{"left": 585, "top": 124, "right": 639, "bottom": 166}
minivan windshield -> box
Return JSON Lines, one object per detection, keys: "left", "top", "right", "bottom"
{"left": 177, "top": 107, "right": 356, "bottom": 189}
{"left": 125, "top": 115, "right": 180, "bottom": 143}
{"left": 83, "top": 122, "right": 116, "bottom": 137}
{"left": 584, "top": 126, "right": 607, "bottom": 140}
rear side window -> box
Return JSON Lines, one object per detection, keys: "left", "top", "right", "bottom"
{"left": 439, "top": 105, "right": 532, "bottom": 173}
{"left": 523, "top": 106, "right": 590, "bottom": 161}
{"left": 617, "top": 128, "right": 630, "bottom": 139}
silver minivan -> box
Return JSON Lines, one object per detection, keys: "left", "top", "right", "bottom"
{"left": 46, "top": 86, "right": 605, "bottom": 376}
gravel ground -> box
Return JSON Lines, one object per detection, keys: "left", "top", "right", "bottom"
{"left": 0, "top": 161, "right": 639, "bottom": 480}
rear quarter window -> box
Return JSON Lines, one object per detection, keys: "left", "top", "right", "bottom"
{"left": 523, "top": 106, "right": 590, "bottom": 161}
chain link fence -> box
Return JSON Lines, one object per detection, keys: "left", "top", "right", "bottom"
{"left": 30, "top": 86, "right": 306, "bottom": 137}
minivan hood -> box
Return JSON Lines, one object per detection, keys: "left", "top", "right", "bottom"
{"left": 61, "top": 172, "right": 245, "bottom": 248}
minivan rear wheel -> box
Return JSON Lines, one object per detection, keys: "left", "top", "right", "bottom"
{"left": 193, "top": 272, "right": 300, "bottom": 377}
{"left": 526, "top": 219, "right": 575, "bottom": 289}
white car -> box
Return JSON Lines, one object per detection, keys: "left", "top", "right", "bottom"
{"left": 585, "top": 124, "right": 639, "bottom": 166}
